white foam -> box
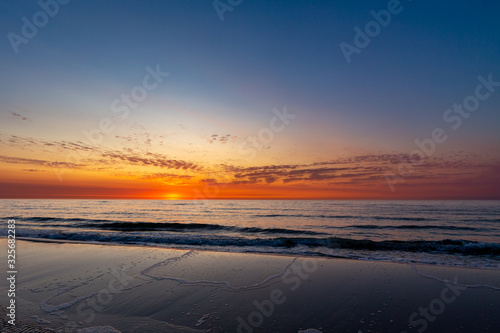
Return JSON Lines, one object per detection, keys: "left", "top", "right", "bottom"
{"left": 40, "top": 288, "right": 96, "bottom": 313}
{"left": 409, "top": 264, "right": 500, "bottom": 291}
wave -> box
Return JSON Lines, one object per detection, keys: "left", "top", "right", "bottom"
{"left": 253, "top": 214, "right": 436, "bottom": 222}
{"left": 372, "top": 216, "right": 436, "bottom": 221}
{"left": 11, "top": 215, "right": 497, "bottom": 226}
{"left": 254, "top": 214, "right": 357, "bottom": 218}
{"left": 78, "top": 221, "right": 325, "bottom": 235}
{"left": 16, "top": 218, "right": 325, "bottom": 235}
{"left": 340, "top": 224, "right": 486, "bottom": 231}
{"left": 8, "top": 228, "right": 500, "bottom": 257}
{"left": 461, "top": 218, "right": 500, "bottom": 223}
{"left": 320, "top": 238, "right": 500, "bottom": 256}
{"left": 12, "top": 216, "right": 494, "bottom": 235}
{"left": 13, "top": 216, "right": 116, "bottom": 223}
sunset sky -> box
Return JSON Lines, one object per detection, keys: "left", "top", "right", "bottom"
{"left": 1, "top": 0, "right": 499, "bottom": 199}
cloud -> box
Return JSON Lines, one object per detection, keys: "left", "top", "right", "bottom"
{"left": 9, "top": 112, "right": 31, "bottom": 122}
{"left": 1, "top": 134, "right": 200, "bottom": 172}
{"left": 200, "top": 178, "right": 217, "bottom": 183}
{"left": 227, "top": 162, "right": 370, "bottom": 185}
{"left": 216, "top": 153, "right": 500, "bottom": 186}
{"left": 2, "top": 132, "right": 498, "bottom": 192}
{"left": 207, "top": 134, "right": 235, "bottom": 144}
{"left": 101, "top": 151, "right": 202, "bottom": 171}
{"left": 0, "top": 155, "right": 84, "bottom": 169}
{"left": 140, "top": 173, "right": 193, "bottom": 180}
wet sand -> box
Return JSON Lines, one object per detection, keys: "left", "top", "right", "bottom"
{"left": 1, "top": 238, "right": 499, "bottom": 332}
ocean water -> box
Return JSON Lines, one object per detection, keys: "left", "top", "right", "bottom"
{"left": 1, "top": 200, "right": 499, "bottom": 269}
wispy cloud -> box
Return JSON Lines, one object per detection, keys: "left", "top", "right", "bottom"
{"left": 138, "top": 173, "right": 193, "bottom": 182}
{"left": 100, "top": 151, "right": 202, "bottom": 171}
{"left": 9, "top": 112, "right": 31, "bottom": 122}
{"left": 207, "top": 134, "right": 236, "bottom": 144}
{"left": 0, "top": 155, "right": 83, "bottom": 169}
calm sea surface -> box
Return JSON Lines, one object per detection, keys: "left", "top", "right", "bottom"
{"left": 1, "top": 200, "right": 499, "bottom": 269}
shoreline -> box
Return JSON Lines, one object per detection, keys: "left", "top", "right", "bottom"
{"left": 4, "top": 236, "right": 499, "bottom": 272}
{"left": 1, "top": 239, "right": 499, "bottom": 332}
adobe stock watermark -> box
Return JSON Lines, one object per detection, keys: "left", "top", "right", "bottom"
{"left": 339, "top": 0, "right": 412, "bottom": 64}
{"left": 236, "top": 257, "right": 319, "bottom": 333}
{"left": 213, "top": 0, "right": 244, "bottom": 21}
{"left": 60, "top": 268, "right": 134, "bottom": 332}
{"left": 235, "top": 241, "right": 337, "bottom": 333}
{"left": 52, "top": 64, "right": 169, "bottom": 181}
{"left": 385, "top": 73, "right": 499, "bottom": 191}
{"left": 237, "top": 106, "right": 297, "bottom": 161}
{"left": 400, "top": 277, "right": 466, "bottom": 333}
{"left": 7, "top": 0, "right": 71, "bottom": 54}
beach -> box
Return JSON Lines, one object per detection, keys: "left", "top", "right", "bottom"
{"left": 1, "top": 238, "right": 499, "bottom": 333}
{"left": 2, "top": 0, "right": 499, "bottom": 331}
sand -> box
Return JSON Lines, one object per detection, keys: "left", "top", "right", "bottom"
{"left": 0, "top": 238, "right": 499, "bottom": 332}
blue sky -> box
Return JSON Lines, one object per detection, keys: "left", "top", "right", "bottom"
{"left": 1, "top": 0, "right": 499, "bottom": 199}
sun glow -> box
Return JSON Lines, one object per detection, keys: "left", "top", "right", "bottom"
{"left": 164, "top": 192, "right": 183, "bottom": 200}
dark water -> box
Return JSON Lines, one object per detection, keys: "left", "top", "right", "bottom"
{"left": 2, "top": 200, "right": 499, "bottom": 269}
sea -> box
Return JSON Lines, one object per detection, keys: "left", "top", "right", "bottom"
{"left": 1, "top": 200, "right": 499, "bottom": 269}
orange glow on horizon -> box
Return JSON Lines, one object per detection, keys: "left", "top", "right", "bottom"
{"left": 163, "top": 192, "right": 184, "bottom": 200}
{"left": 2, "top": 179, "right": 496, "bottom": 200}
{"left": 1, "top": 140, "right": 499, "bottom": 200}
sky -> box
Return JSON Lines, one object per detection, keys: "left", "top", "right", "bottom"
{"left": 0, "top": 0, "right": 499, "bottom": 199}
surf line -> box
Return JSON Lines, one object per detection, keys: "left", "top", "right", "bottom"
{"left": 409, "top": 263, "right": 500, "bottom": 291}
